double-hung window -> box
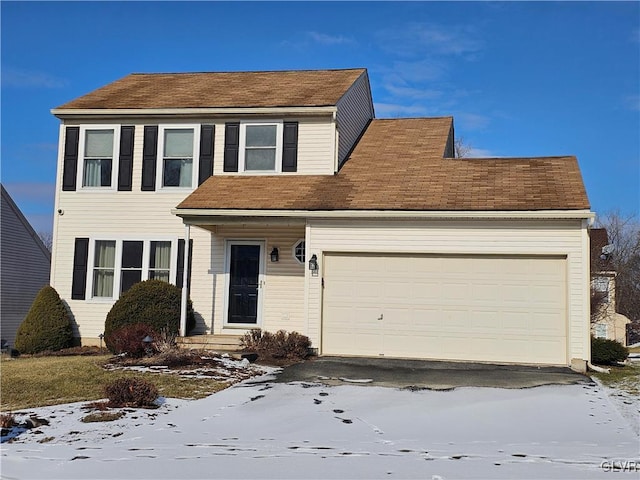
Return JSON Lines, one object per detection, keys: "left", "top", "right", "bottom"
{"left": 240, "top": 122, "right": 283, "bottom": 172}
{"left": 82, "top": 128, "right": 117, "bottom": 188}
{"left": 159, "top": 127, "right": 197, "bottom": 188}
{"left": 89, "top": 239, "right": 175, "bottom": 299}
{"left": 592, "top": 276, "right": 610, "bottom": 303}
{"left": 92, "top": 240, "right": 116, "bottom": 297}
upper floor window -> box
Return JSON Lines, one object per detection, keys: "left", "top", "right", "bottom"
{"left": 158, "top": 126, "right": 198, "bottom": 188}
{"left": 592, "top": 276, "right": 610, "bottom": 303}
{"left": 240, "top": 122, "right": 283, "bottom": 172}
{"left": 81, "top": 127, "right": 118, "bottom": 188}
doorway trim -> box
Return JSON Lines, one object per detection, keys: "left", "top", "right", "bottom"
{"left": 223, "top": 239, "right": 266, "bottom": 328}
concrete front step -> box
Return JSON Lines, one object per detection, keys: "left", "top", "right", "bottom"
{"left": 177, "top": 335, "right": 244, "bottom": 352}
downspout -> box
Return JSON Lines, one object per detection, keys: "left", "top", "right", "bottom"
{"left": 587, "top": 362, "right": 610, "bottom": 374}
{"left": 179, "top": 224, "right": 191, "bottom": 337}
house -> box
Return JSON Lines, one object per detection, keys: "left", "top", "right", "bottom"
{"left": 1, "top": 184, "right": 52, "bottom": 346}
{"left": 50, "top": 68, "right": 594, "bottom": 371}
{"left": 589, "top": 228, "right": 631, "bottom": 345}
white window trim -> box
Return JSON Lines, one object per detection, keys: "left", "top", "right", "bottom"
{"left": 238, "top": 120, "right": 283, "bottom": 174}
{"left": 85, "top": 237, "right": 178, "bottom": 302}
{"left": 156, "top": 124, "right": 200, "bottom": 191}
{"left": 594, "top": 323, "right": 608, "bottom": 339}
{"left": 223, "top": 239, "right": 266, "bottom": 328}
{"left": 292, "top": 239, "right": 305, "bottom": 264}
{"left": 77, "top": 125, "right": 120, "bottom": 191}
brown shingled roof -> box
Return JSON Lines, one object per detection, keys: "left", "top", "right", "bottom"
{"left": 56, "top": 69, "right": 367, "bottom": 109}
{"left": 178, "top": 118, "right": 590, "bottom": 212}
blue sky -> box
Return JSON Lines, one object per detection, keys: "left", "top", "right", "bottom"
{"left": 2, "top": 1, "right": 639, "bottom": 234}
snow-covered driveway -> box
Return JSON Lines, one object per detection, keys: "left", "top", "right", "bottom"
{"left": 2, "top": 377, "right": 638, "bottom": 479}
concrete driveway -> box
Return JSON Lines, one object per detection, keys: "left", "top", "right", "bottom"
{"left": 276, "top": 356, "right": 589, "bottom": 389}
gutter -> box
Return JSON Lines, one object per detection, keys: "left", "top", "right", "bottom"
{"left": 172, "top": 208, "right": 595, "bottom": 222}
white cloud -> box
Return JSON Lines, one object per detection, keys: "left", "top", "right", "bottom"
{"left": 1, "top": 67, "right": 67, "bottom": 88}
{"left": 377, "top": 22, "right": 483, "bottom": 58}
{"left": 624, "top": 94, "right": 640, "bottom": 111}
{"left": 467, "top": 147, "right": 496, "bottom": 158}
{"left": 374, "top": 102, "right": 431, "bottom": 118}
{"left": 456, "top": 112, "right": 491, "bottom": 131}
{"left": 306, "top": 31, "right": 355, "bottom": 46}
{"left": 383, "top": 83, "right": 444, "bottom": 101}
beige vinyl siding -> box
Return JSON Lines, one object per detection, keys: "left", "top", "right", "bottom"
{"left": 306, "top": 219, "right": 589, "bottom": 365}
{"left": 336, "top": 71, "right": 374, "bottom": 166}
{"left": 52, "top": 123, "right": 215, "bottom": 342}
{"left": 212, "top": 117, "right": 335, "bottom": 176}
{"left": 1, "top": 188, "right": 51, "bottom": 346}
{"left": 208, "top": 225, "right": 306, "bottom": 335}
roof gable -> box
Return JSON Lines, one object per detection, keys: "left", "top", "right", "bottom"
{"left": 56, "top": 68, "right": 367, "bottom": 110}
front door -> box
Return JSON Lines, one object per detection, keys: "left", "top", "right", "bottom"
{"left": 227, "top": 242, "right": 263, "bottom": 325}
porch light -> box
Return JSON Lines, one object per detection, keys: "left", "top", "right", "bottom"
{"left": 308, "top": 254, "right": 318, "bottom": 273}
{"left": 270, "top": 247, "right": 279, "bottom": 262}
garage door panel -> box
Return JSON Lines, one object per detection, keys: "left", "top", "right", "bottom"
{"left": 322, "top": 254, "right": 567, "bottom": 365}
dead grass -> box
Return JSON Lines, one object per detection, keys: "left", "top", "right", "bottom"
{"left": 0, "top": 355, "right": 228, "bottom": 411}
{"left": 592, "top": 362, "right": 640, "bottom": 396}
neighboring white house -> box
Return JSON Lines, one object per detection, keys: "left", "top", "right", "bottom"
{"left": 50, "top": 68, "right": 594, "bottom": 371}
{"left": 589, "top": 228, "right": 631, "bottom": 345}
{"left": 1, "top": 184, "right": 52, "bottom": 346}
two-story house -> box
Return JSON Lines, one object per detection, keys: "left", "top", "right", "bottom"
{"left": 589, "top": 228, "right": 631, "bottom": 345}
{"left": 50, "top": 68, "right": 594, "bottom": 371}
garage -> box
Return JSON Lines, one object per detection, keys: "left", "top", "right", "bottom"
{"left": 322, "top": 253, "right": 567, "bottom": 365}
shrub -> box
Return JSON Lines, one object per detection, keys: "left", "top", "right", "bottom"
{"left": 106, "top": 323, "right": 158, "bottom": 358}
{"left": 241, "top": 329, "right": 311, "bottom": 361}
{"left": 0, "top": 413, "right": 16, "bottom": 429}
{"left": 104, "top": 280, "right": 195, "bottom": 352}
{"left": 14, "top": 286, "right": 74, "bottom": 354}
{"left": 104, "top": 377, "right": 159, "bottom": 408}
{"left": 591, "top": 337, "right": 629, "bottom": 365}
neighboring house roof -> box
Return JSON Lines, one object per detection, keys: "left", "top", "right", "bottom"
{"left": 55, "top": 68, "right": 367, "bottom": 110}
{"left": 178, "top": 118, "right": 590, "bottom": 212}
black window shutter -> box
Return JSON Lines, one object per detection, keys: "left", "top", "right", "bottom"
{"left": 282, "top": 122, "right": 299, "bottom": 172}
{"left": 176, "top": 239, "right": 193, "bottom": 290}
{"left": 118, "top": 126, "right": 135, "bottom": 191}
{"left": 71, "top": 238, "right": 89, "bottom": 300}
{"left": 223, "top": 123, "right": 240, "bottom": 172}
{"left": 141, "top": 126, "right": 158, "bottom": 191}
{"left": 62, "top": 126, "right": 80, "bottom": 191}
{"left": 198, "top": 125, "right": 215, "bottom": 185}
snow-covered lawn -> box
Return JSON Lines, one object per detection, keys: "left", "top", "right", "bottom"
{"left": 1, "top": 373, "right": 638, "bottom": 480}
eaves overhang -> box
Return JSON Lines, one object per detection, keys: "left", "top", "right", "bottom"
{"left": 173, "top": 208, "right": 595, "bottom": 225}
{"left": 51, "top": 106, "right": 338, "bottom": 120}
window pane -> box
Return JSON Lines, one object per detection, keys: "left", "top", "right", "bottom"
{"left": 245, "top": 125, "right": 276, "bottom": 147}
{"left": 163, "top": 159, "right": 192, "bottom": 187}
{"left": 85, "top": 130, "right": 114, "bottom": 157}
{"left": 245, "top": 149, "right": 276, "bottom": 170}
{"left": 150, "top": 242, "right": 171, "bottom": 269}
{"left": 83, "top": 159, "right": 112, "bottom": 187}
{"left": 121, "top": 270, "right": 142, "bottom": 293}
{"left": 94, "top": 241, "right": 116, "bottom": 268}
{"left": 122, "top": 241, "right": 143, "bottom": 268}
{"left": 93, "top": 241, "right": 115, "bottom": 297}
{"left": 149, "top": 270, "right": 170, "bottom": 282}
{"left": 164, "top": 129, "right": 193, "bottom": 157}
{"left": 93, "top": 270, "right": 114, "bottom": 297}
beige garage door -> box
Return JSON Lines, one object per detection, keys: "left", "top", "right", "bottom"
{"left": 322, "top": 254, "right": 567, "bottom": 365}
